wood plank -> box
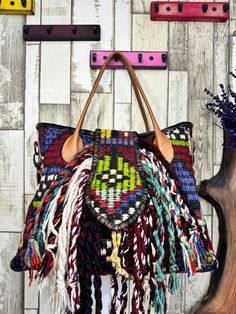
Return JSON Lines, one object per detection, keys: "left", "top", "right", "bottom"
{"left": 132, "top": 0, "right": 150, "bottom": 13}
{"left": 213, "top": 3, "right": 229, "bottom": 166}
{"left": 39, "top": 285, "right": 54, "bottom": 314}
{"left": 184, "top": 215, "right": 212, "bottom": 313}
{"left": 114, "top": 0, "right": 131, "bottom": 104}
{"left": 131, "top": 14, "right": 168, "bottom": 132}
{"left": 71, "top": 0, "right": 113, "bottom": 93}
{"left": 0, "top": 131, "right": 24, "bottom": 232}
{"left": 40, "top": 0, "right": 71, "bottom": 104}
{"left": 188, "top": 21, "right": 214, "bottom": 216}
{"left": 24, "top": 195, "right": 39, "bottom": 311}
{"left": 0, "top": 233, "right": 24, "bottom": 313}
{"left": 114, "top": 0, "right": 132, "bottom": 130}
{"left": 39, "top": 104, "right": 71, "bottom": 126}
{"left": 168, "top": 71, "right": 188, "bottom": 125}
{"left": 27, "top": 0, "right": 41, "bottom": 24}
{"left": 188, "top": 23, "right": 214, "bottom": 100}
{"left": 71, "top": 93, "right": 113, "bottom": 129}
{"left": 0, "top": 16, "right": 25, "bottom": 129}
{"left": 25, "top": 44, "right": 40, "bottom": 195}
{"left": 168, "top": 0, "right": 188, "bottom": 72}
{"left": 229, "top": 0, "right": 236, "bottom": 35}
{"left": 25, "top": 310, "right": 38, "bottom": 314}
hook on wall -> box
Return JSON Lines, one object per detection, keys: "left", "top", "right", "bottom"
{"left": 23, "top": 25, "right": 101, "bottom": 41}
{"left": 150, "top": 1, "right": 229, "bottom": 22}
{"left": 0, "top": 0, "right": 35, "bottom": 15}
{"left": 90, "top": 51, "right": 168, "bottom": 69}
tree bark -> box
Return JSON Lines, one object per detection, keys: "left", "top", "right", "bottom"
{"left": 197, "top": 132, "right": 236, "bottom": 314}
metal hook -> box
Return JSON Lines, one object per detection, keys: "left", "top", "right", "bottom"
{"left": 155, "top": 4, "right": 159, "bottom": 13}
{"left": 138, "top": 53, "right": 142, "bottom": 63}
{"left": 93, "top": 26, "right": 99, "bottom": 34}
{"left": 162, "top": 53, "right": 167, "bottom": 63}
{"left": 223, "top": 3, "right": 229, "bottom": 13}
{"left": 72, "top": 25, "right": 77, "bottom": 34}
{"left": 21, "top": 0, "right": 26, "bottom": 7}
{"left": 23, "top": 25, "right": 29, "bottom": 35}
{"left": 114, "top": 54, "right": 119, "bottom": 62}
{"left": 47, "top": 26, "right": 53, "bottom": 34}
{"left": 202, "top": 4, "right": 208, "bottom": 13}
{"left": 178, "top": 3, "right": 183, "bottom": 13}
{"left": 92, "top": 53, "right": 97, "bottom": 62}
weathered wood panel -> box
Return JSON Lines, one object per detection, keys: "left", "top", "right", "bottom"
{"left": 0, "top": 131, "right": 24, "bottom": 232}
{"left": 0, "top": 233, "right": 24, "bottom": 313}
{"left": 40, "top": 103, "right": 71, "bottom": 125}
{"left": 168, "top": 71, "right": 188, "bottom": 126}
{"left": 71, "top": 93, "right": 113, "bottom": 129}
{"left": 24, "top": 195, "right": 39, "bottom": 311}
{"left": 0, "top": 16, "right": 25, "bottom": 129}
{"left": 132, "top": 14, "right": 168, "bottom": 132}
{"left": 25, "top": 44, "right": 40, "bottom": 195}
{"left": 40, "top": 0, "right": 71, "bottom": 104}
{"left": 71, "top": 0, "right": 114, "bottom": 93}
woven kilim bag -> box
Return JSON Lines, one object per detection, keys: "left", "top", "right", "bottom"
{"left": 11, "top": 52, "right": 217, "bottom": 314}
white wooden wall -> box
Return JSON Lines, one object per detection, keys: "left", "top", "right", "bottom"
{"left": 0, "top": 0, "right": 235, "bottom": 313}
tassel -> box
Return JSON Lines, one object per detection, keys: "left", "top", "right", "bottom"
{"left": 154, "top": 285, "right": 165, "bottom": 314}
{"left": 25, "top": 237, "right": 42, "bottom": 276}
{"left": 168, "top": 271, "right": 180, "bottom": 294}
{"left": 107, "top": 231, "right": 129, "bottom": 279}
{"left": 189, "top": 232, "right": 208, "bottom": 269}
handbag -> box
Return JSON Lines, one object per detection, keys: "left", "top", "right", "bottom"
{"left": 10, "top": 52, "right": 217, "bottom": 314}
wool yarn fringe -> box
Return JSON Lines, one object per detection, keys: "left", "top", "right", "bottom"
{"left": 25, "top": 145, "right": 217, "bottom": 314}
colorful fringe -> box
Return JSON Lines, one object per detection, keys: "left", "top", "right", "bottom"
{"left": 20, "top": 144, "right": 217, "bottom": 314}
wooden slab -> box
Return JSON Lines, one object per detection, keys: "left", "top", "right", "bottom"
{"left": 40, "top": 0, "right": 71, "bottom": 104}
{"left": 71, "top": 93, "right": 113, "bottom": 129}
{"left": 25, "top": 44, "right": 40, "bottom": 195}
{"left": 0, "top": 233, "right": 23, "bottom": 313}
{"left": 131, "top": 14, "right": 168, "bottom": 132}
{"left": 71, "top": 0, "right": 113, "bottom": 93}
{"left": 0, "top": 16, "right": 25, "bottom": 129}
{"left": 0, "top": 131, "right": 24, "bottom": 232}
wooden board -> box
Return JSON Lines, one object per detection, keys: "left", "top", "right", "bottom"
{"left": 0, "top": 131, "right": 24, "bottom": 232}
{"left": 0, "top": 16, "right": 25, "bottom": 129}
{"left": 71, "top": 0, "right": 113, "bottom": 94}
{"left": 131, "top": 14, "right": 168, "bottom": 132}
{"left": 40, "top": 0, "right": 71, "bottom": 104}
{"left": 25, "top": 44, "right": 40, "bottom": 195}
{"left": 71, "top": 93, "right": 113, "bottom": 129}
{"left": 0, "top": 233, "right": 24, "bottom": 313}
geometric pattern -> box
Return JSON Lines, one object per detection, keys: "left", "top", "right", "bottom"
{"left": 85, "top": 129, "right": 148, "bottom": 230}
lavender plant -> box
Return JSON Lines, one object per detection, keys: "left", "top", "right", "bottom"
{"left": 204, "top": 72, "right": 236, "bottom": 150}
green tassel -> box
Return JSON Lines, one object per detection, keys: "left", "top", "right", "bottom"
{"left": 154, "top": 286, "right": 165, "bottom": 314}
{"left": 168, "top": 271, "right": 180, "bottom": 294}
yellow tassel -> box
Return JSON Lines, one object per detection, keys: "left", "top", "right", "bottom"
{"left": 107, "top": 231, "right": 129, "bottom": 279}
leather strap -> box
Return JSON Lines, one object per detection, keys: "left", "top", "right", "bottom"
{"left": 62, "top": 52, "right": 174, "bottom": 163}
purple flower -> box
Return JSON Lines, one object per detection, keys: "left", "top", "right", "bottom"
{"left": 205, "top": 72, "right": 236, "bottom": 150}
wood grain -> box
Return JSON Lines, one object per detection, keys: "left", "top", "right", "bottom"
{"left": 40, "top": 0, "right": 71, "bottom": 104}
{"left": 24, "top": 195, "right": 39, "bottom": 311}
{"left": 168, "top": 71, "right": 188, "bottom": 125}
{"left": 0, "top": 16, "right": 25, "bottom": 129}
{"left": 39, "top": 103, "right": 71, "bottom": 125}
{"left": 0, "top": 131, "right": 24, "bottom": 232}
{"left": 0, "top": 233, "right": 24, "bottom": 313}
{"left": 131, "top": 14, "right": 168, "bottom": 132}
{"left": 25, "top": 44, "right": 40, "bottom": 195}
{"left": 71, "top": 92, "right": 113, "bottom": 129}
{"left": 71, "top": 0, "right": 113, "bottom": 93}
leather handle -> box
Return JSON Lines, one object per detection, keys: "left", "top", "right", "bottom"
{"left": 62, "top": 52, "right": 174, "bottom": 163}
